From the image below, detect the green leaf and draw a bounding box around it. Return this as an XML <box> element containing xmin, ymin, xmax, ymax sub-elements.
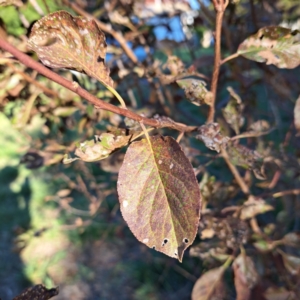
<box><xmin>177</xmin><ymin>79</ymin><xmax>213</xmax><ymax>106</ymax></box>
<box><xmin>117</xmin><ymin>135</ymin><xmax>201</xmax><ymax>262</ymax></box>
<box><xmin>238</xmin><ymin>26</ymin><xmax>300</xmax><ymax>69</ymax></box>
<box><xmin>28</xmin><ymin>11</ymin><xmax>113</xmax><ymax>87</ymax></box>
<box><xmin>222</xmin><ymin>87</ymin><xmax>244</xmax><ymax>134</ymax></box>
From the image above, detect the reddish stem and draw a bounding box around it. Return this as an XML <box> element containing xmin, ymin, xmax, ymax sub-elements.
<box><xmin>207</xmin><ymin>0</ymin><xmax>229</xmax><ymax>123</ymax></box>
<box><xmin>0</xmin><ymin>38</ymin><xmax>195</xmax><ymax>132</ymax></box>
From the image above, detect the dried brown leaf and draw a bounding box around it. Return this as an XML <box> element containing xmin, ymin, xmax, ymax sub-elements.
<box><xmin>196</xmin><ymin>123</ymin><xmax>230</xmax><ymax>153</ymax></box>
<box><xmin>28</xmin><ymin>11</ymin><xmax>113</xmax><ymax>87</ymax></box>
<box><xmin>233</xmin><ymin>254</ymin><xmax>259</xmax><ymax>300</ymax></box>
<box><xmin>64</xmin><ymin>132</ymin><xmax>133</xmax><ymax>164</ymax></box>
<box><xmin>239</xmin><ymin>197</ymin><xmax>274</xmax><ymax>220</ymax></box>
<box><xmin>191</xmin><ymin>264</ymin><xmax>228</xmax><ymax>300</ymax></box>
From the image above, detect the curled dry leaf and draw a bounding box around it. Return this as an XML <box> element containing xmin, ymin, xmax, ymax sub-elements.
<box><xmin>177</xmin><ymin>79</ymin><xmax>213</xmax><ymax>106</ymax></box>
<box><xmin>63</xmin><ymin>132</ymin><xmax>133</xmax><ymax>163</ymax></box>
<box><xmin>232</xmin><ymin>254</ymin><xmax>259</xmax><ymax>300</ymax></box>
<box><xmin>117</xmin><ymin>136</ymin><xmax>201</xmax><ymax>262</ymax></box>
<box><xmin>28</xmin><ymin>11</ymin><xmax>113</xmax><ymax>87</ymax></box>
<box><xmin>294</xmin><ymin>95</ymin><xmax>300</xmax><ymax>135</ymax></box>
<box><xmin>13</xmin><ymin>284</ymin><xmax>59</xmax><ymax>300</ymax></box>
<box><xmin>239</xmin><ymin>197</ymin><xmax>274</xmax><ymax>220</ymax></box>
<box><xmin>238</xmin><ymin>26</ymin><xmax>300</xmax><ymax>69</ymax></box>
<box><xmin>191</xmin><ymin>264</ymin><xmax>228</xmax><ymax>300</ymax></box>
<box><xmin>226</xmin><ymin>142</ymin><xmax>266</xmax><ymax>180</ymax></box>
<box><xmin>222</xmin><ymin>87</ymin><xmax>244</xmax><ymax>134</ymax></box>
<box><xmin>196</xmin><ymin>123</ymin><xmax>230</xmax><ymax>153</ymax></box>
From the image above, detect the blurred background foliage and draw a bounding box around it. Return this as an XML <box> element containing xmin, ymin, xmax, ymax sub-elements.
<box><xmin>0</xmin><ymin>0</ymin><xmax>300</xmax><ymax>299</ymax></box>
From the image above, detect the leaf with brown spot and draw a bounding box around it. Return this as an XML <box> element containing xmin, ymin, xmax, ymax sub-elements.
<box><xmin>191</xmin><ymin>262</ymin><xmax>230</xmax><ymax>300</ymax></box>
<box><xmin>238</xmin><ymin>26</ymin><xmax>300</xmax><ymax>69</ymax></box>
<box><xmin>117</xmin><ymin>135</ymin><xmax>201</xmax><ymax>262</ymax></box>
<box><xmin>294</xmin><ymin>95</ymin><xmax>300</xmax><ymax>135</ymax></box>
<box><xmin>13</xmin><ymin>284</ymin><xmax>59</xmax><ymax>300</ymax></box>
<box><xmin>28</xmin><ymin>11</ymin><xmax>113</xmax><ymax>87</ymax></box>
<box><xmin>233</xmin><ymin>253</ymin><xmax>259</xmax><ymax>300</ymax></box>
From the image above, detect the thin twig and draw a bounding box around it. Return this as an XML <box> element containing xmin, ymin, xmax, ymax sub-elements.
<box><xmin>207</xmin><ymin>0</ymin><xmax>229</xmax><ymax>123</ymax></box>
<box><xmin>0</xmin><ymin>38</ymin><xmax>196</xmax><ymax>133</ymax></box>
<box><xmin>221</xmin><ymin>148</ymin><xmax>250</xmax><ymax>194</ymax></box>
<box><xmin>230</xmin><ymin>127</ymin><xmax>275</xmax><ymax>141</ymax></box>
<box><xmin>220</xmin><ymin>52</ymin><xmax>240</xmax><ymax>65</ymax></box>
<box><xmin>273</xmin><ymin>189</ymin><xmax>300</xmax><ymax>198</ymax></box>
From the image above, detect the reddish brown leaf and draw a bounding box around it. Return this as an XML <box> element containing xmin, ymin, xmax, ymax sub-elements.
<box><xmin>13</xmin><ymin>284</ymin><xmax>59</xmax><ymax>300</ymax></box>
<box><xmin>28</xmin><ymin>11</ymin><xmax>113</xmax><ymax>87</ymax></box>
<box><xmin>117</xmin><ymin>135</ymin><xmax>201</xmax><ymax>262</ymax></box>
<box><xmin>233</xmin><ymin>254</ymin><xmax>259</xmax><ymax>300</ymax></box>
<box><xmin>191</xmin><ymin>265</ymin><xmax>228</xmax><ymax>300</ymax></box>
